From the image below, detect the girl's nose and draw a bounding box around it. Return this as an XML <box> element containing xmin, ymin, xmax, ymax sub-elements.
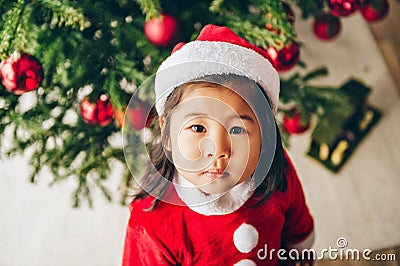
<box><xmin>207</xmin><ymin>126</ymin><xmax>231</xmax><ymax>159</ymax></box>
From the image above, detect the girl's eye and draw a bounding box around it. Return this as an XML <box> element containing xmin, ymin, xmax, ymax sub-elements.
<box><xmin>191</xmin><ymin>125</ymin><xmax>206</xmax><ymax>133</ymax></box>
<box><xmin>230</xmin><ymin>126</ymin><xmax>247</xmax><ymax>134</ymax></box>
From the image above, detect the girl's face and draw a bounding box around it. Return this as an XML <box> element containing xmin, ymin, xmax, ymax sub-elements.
<box><xmin>164</xmin><ymin>85</ymin><xmax>261</xmax><ymax>194</ymax></box>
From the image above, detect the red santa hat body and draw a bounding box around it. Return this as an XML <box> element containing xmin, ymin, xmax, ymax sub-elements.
<box><xmin>154</xmin><ymin>24</ymin><xmax>280</xmax><ymax>115</ymax></box>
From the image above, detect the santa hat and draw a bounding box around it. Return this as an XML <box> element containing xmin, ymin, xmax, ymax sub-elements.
<box><xmin>154</xmin><ymin>24</ymin><xmax>280</xmax><ymax>115</ymax></box>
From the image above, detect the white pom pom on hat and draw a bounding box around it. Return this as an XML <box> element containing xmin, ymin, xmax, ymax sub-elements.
<box><xmin>154</xmin><ymin>24</ymin><xmax>280</xmax><ymax>115</ymax></box>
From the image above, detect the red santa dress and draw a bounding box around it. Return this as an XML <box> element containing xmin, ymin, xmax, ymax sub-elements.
<box><xmin>122</xmin><ymin>153</ymin><xmax>314</xmax><ymax>265</ymax></box>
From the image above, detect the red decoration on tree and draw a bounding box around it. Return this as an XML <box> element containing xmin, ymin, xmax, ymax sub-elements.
<box><xmin>328</xmin><ymin>0</ymin><xmax>359</xmax><ymax>17</ymax></box>
<box><xmin>128</xmin><ymin>97</ymin><xmax>154</xmax><ymax>130</ymax></box>
<box><xmin>283</xmin><ymin>108</ymin><xmax>310</xmax><ymax>134</ymax></box>
<box><xmin>360</xmin><ymin>0</ymin><xmax>389</xmax><ymax>22</ymax></box>
<box><xmin>313</xmin><ymin>14</ymin><xmax>342</xmax><ymax>40</ymax></box>
<box><xmin>266</xmin><ymin>41</ymin><xmax>300</xmax><ymax>72</ymax></box>
<box><xmin>80</xmin><ymin>94</ymin><xmax>114</xmax><ymax>126</ymax></box>
<box><xmin>144</xmin><ymin>13</ymin><xmax>178</xmax><ymax>47</ymax></box>
<box><xmin>0</xmin><ymin>51</ymin><xmax>44</xmax><ymax>95</ymax></box>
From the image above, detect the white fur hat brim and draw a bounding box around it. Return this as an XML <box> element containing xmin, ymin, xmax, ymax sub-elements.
<box><xmin>155</xmin><ymin>40</ymin><xmax>280</xmax><ymax>115</ymax></box>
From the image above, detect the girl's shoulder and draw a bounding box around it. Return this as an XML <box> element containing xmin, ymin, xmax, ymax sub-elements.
<box><xmin>128</xmin><ymin>196</ymin><xmax>154</xmax><ymax>214</ymax></box>
<box><xmin>129</xmin><ymin>183</ymin><xmax>185</xmax><ymax>213</ymax></box>
<box><xmin>129</xmin><ymin>196</ymin><xmax>176</xmax><ymax>218</ymax></box>
<box><xmin>127</xmin><ymin>197</ymin><xmax>155</xmax><ymax>228</ymax></box>
<box><xmin>270</xmin><ymin>149</ymin><xmax>308</xmax><ymax>210</ymax></box>
<box><xmin>128</xmin><ymin>191</ymin><xmax>186</xmax><ymax>228</ymax></box>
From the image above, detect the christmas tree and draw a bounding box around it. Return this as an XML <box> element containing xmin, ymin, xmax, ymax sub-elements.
<box><xmin>0</xmin><ymin>0</ymin><xmax>393</xmax><ymax>207</ymax></box>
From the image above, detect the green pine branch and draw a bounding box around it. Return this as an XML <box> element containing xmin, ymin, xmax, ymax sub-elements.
<box><xmin>36</xmin><ymin>0</ymin><xmax>88</xmax><ymax>30</ymax></box>
<box><xmin>135</xmin><ymin>0</ymin><xmax>161</xmax><ymax>20</ymax></box>
<box><xmin>280</xmin><ymin>67</ymin><xmax>353</xmax><ymax>126</ymax></box>
<box><xmin>253</xmin><ymin>0</ymin><xmax>296</xmax><ymax>41</ymax></box>
<box><xmin>0</xmin><ymin>0</ymin><xmax>27</xmax><ymax>58</ymax></box>
<box><xmin>291</xmin><ymin>0</ymin><xmax>326</xmax><ymax>18</ymax></box>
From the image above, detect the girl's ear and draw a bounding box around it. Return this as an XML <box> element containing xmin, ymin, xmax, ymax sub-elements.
<box><xmin>159</xmin><ymin>115</ymin><xmax>172</xmax><ymax>151</ymax></box>
<box><xmin>159</xmin><ymin>115</ymin><xmax>166</xmax><ymax>133</ymax></box>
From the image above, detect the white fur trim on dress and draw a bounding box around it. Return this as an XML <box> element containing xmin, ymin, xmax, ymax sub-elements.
<box><xmin>155</xmin><ymin>41</ymin><xmax>280</xmax><ymax>115</ymax></box>
<box><xmin>173</xmin><ymin>173</ymin><xmax>255</xmax><ymax>216</ymax></box>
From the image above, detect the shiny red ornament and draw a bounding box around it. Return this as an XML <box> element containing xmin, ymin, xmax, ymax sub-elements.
<box><xmin>328</xmin><ymin>0</ymin><xmax>359</xmax><ymax>17</ymax></box>
<box><xmin>128</xmin><ymin>98</ymin><xmax>154</xmax><ymax>130</ymax></box>
<box><xmin>360</xmin><ymin>0</ymin><xmax>389</xmax><ymax>22</ymax></box>
<box><xmin>144</xmin><ymin>13</ymin><xmax>178</xmax><ymax>47</ymax></box>
<box><xmin>313</xmin><ymin>14</ymin><xmax>342</xmax><ymax>40</ymax></box>
<box><xmin>266</xmin><ymin>41</ymin><xmax>300</xmax><ymax>72</ymax></box>
<box><xmin>80</xmin><ymin>94</ymin><xmax>114</xmax><ymax>126</ymax></box>
<box><xmin>283</xmin><ymin>108</ymin><xmax>310</xmax><ymax>134</ymax></box>
<box><xmin>0</xmin><ymin>52</ymin><xmax>43</xmax><ymax>95</ymax></box>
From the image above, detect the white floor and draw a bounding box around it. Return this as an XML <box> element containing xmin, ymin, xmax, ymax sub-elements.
<box><xmin>1</xmin><ymin>9</ymin><xmax>400</xmax><ymax>266</ymax></box>
<box><xmin>290</xmin><ymin>11</ymin><xmax>400</xmax><ymax>253</ymax></box>
<box><xmin>0</xmin><ymin>157</ymin><xmax>129</xmax><ymax>266</ymax></box>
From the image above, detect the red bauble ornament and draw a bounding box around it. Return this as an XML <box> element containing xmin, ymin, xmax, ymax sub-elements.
<box><xmin>360</xmin><ymin>0</ymin><xmax>389</xmax><ymax>22</ymax></box>
<box><xmin>313</xmin><ymin>14</ymin><xmax>342</xmax><ymax>40</ymax></box>
<box><xmin>0</xmin><ymin>51</ymin><xmax>43</xmax><ymax>95</ymax></box>
<box><xmin>283</xmin><ymin>108</ymin><xmax>310</xmax><ymax>134</ymax></box>
<box><xmin>128</xmin><ymin>98</ymin><xmax>154</xmax><ymax>130</ymax></box>
<box><xmin>266</xmin><ymin>41</ymin><xmax>300</xmax><ymax>72</ymax></box>
<box><xmin>328</xmin><ymin>0</ymin><xmax>359</xmax><ymax>17</ymax></box>
<box><xmin>144</xmin><ymin>13</ymin><xmax>178</xmax><ymax>47</ymax></box>
<box><xmin>80</xmin><ymin>94</ymin><xmax>114</xmax><ymax>126</ymax></box>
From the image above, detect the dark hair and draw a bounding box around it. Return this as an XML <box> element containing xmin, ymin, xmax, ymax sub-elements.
<box><xmin>133</xmin><ymin>75</ymin><xmax>288</xmax><ymax>209</ymax></box>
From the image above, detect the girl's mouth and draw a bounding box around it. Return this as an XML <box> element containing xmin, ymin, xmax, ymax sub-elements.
<box><xmin>203</xmin><ymin>169</ymin><xmax>229</xmax><ymax>179</ymax></box>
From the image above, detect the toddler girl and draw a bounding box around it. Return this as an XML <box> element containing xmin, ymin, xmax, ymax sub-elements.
<box><xmin>122</xmin><ymin>24</ymin><xmax>314</xmax><ymax>266</ymax></box>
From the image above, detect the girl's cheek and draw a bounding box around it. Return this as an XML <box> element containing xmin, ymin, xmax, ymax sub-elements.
<box><xmin>232</xmin><ymin>136</ymin><xmax>251</xmax><ymax>152</ymax></box>
<box><xmin>177</xmin><ymin>133</ymin><xmax>202</xmax><ymax>160</ymax></box>
<box><xmin>231</xmin><ymin>136</ymin><xmax>258</xmax><ymax>161</ymax></box>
